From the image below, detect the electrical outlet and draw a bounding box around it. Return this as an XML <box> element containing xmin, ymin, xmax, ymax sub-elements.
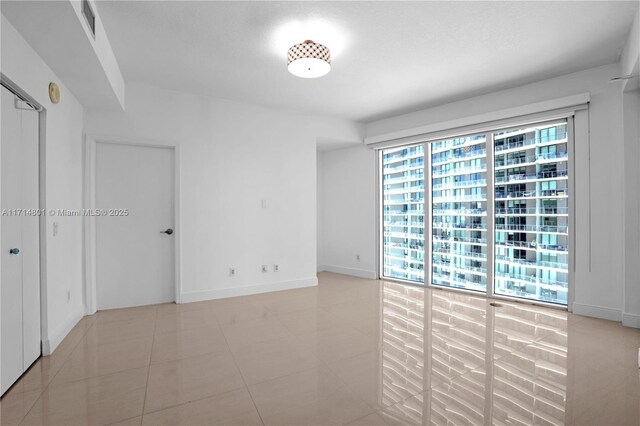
<box><xmin>229</xmin><ymin>267</ymin><xmax>235</xmax><ymax>277</ymax></box>
<box><xmin>261</xmin><ymin>199</ymin><xmax>267</xmax><ymax>209</ymax></box>
<box><xmin>261</xmin><ymin>265</ymin><xmax>268</xmax><ymax>273</ymax></box>
<box><xmin>53</xmin><ymin>222</ymin><xmax>59</xmax><ymax>237</ymax></box>
<box><xmin>274</xmin><ymin>264</ymin><xmax>279</xmax><ymax>272</ymax></box>
<box><xmin>66</xmin><ymin>290</ymin><xmax>71</xmax><ymax>303</ymax></box>
<box><xmin>356</xmin><ymin>254</ymin><xmax>361</xmax><ymax>262</ymax></box>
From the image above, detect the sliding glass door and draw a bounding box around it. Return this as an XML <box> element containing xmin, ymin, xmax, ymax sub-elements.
<box><xmin>381</xmin><ymin>144</ymin><xmax>425</xmax><ymax>283</ymax></box>
<box><xmin>493</xmin><ymin>122</ymin><xmax>569</xmax><ymax>304</ymax></box>
<box><xmin>380</xmin><ymin>119</ymin><xmax>570</xmax><ymax>305</ymax></box>
<box><xmin>431</xmin><ymin>135</ymin><xmax>488</xmax><ymax>292</ymax></box>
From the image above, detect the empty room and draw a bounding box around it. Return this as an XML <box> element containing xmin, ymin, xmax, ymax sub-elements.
<box><xmin>1</xmin><ymin>1</ymin><xmax>639</xmax><ymax>425</ymax></box>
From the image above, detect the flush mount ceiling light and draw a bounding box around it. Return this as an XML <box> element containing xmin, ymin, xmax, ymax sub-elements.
<box><xmin>287</xmin><ymin>40</ymin><xmax>331</xmax><ymax>78</ymax></box>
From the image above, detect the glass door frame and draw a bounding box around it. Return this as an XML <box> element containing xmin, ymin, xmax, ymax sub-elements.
<box><xmin>378</xmin><ymin>116</ymin><xmax>575</xmax><ymax>310</ymax></box>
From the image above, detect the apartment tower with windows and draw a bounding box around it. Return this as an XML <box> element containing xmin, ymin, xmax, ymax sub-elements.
<box><xmin>382</xmin><ymin>122</ymin><xmax>569</xmax><ymax>305</ymax></box>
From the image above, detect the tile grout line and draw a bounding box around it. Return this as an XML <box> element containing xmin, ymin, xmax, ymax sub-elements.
<box><xmin>269</xmin><ymin>311</ymin><xmax>381</xmax><ymax>422</ymax></box>
<box><xmin>139</xmin><ymin>305</ymin><xmax>159</xmax><ymax>422</ymax></box>
<box><xmin>15</xmin><ymin>315</ymin><xmax>98</xmax><ymax>424</ymax></box>
<box><xmin>33</xmin><ymin>316</ymin><xmax>156</xmax><ymax>388</ymax></box>
<box><xmin>217</xmin><ymin>314</ymin><xmax>266</xmax><ymax>426</ymax></box>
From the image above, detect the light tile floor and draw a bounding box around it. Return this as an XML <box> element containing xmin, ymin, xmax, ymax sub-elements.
<box><xmin>2</xmin><ymin>272</ymin><xmax>639</xmax><ymax>425</ymax></box>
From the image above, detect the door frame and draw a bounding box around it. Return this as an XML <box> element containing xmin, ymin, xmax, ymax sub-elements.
<box><xmin>83</xmin><ymin>135</ymin><xmax>182</xmax><ymax>314</ymax></box>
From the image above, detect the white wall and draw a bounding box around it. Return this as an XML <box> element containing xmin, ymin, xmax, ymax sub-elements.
<box><xmin>623</xmin><ymin>89</ymin><xmax>640</xmax><ymax>327</ymax></box>
<box><xmin>621</xmin><ymin>9</ymin><xmax>639</xmax><ymax>79</ymax></box>
<box><xmin>85</xmin><ymin>82</ymin><xmax>362</xmax><ymax>302</ymax></box>
<box><xmin>320</xmin><ymin>63</ymin><xmax>636</xmax><ymax>323</ymax></box>
<box><xmin>317</xmin><ymin>145</ymin><xmax>377</xmax><ymax>279</ymax></box>
<box><xmin>317</xmin><ymin>151</ymin><xmax>324</xmax><ymax>271</ymax></box>
<box><xmin>1</xmin><ymin>15</ymin><xmax>85</xmax><ymax>353</ymax></box>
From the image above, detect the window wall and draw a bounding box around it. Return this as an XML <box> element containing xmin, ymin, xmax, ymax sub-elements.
<box><xmin>380</xmin><ymin>119</ymin><xmax>570</xmax><ymax>305</ymax></box>
<box><xmin>382</xmin><ymin>144</ymin><xmax>425</xmax><ymax>282</ymax></box>
<box><xmin>493</xmin><ymin>122</ymin><xmax>569</xmax><ymax>304</ymax></box>
<box><xmin>431</xmin><ymin>135</ymin><xmax>488</xmax><ymax>292</ymax></box>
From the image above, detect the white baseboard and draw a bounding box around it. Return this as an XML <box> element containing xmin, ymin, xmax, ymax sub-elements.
<box><xmin>622</xmin><ymin>312</ymin><xmax>640</xmax><ymax>328</ymax></box>
<box><xmin>180</xmin><ymin>277</ymin><xmax>318</xmax><ymax>303</ymax></box>
<box><xmin>42</xmin><ymin>307</ymin><xmax>85</xmax><ymax>356</ymax></box>
<box><xmin>572</xmin><ymin>302</ymin><xmax>622</xmax><ymax>322</ymax></box>
<box><xmin>319</xmin><ymin>264</ymin><xmax>377</xmax><ymax>280</ymax></box>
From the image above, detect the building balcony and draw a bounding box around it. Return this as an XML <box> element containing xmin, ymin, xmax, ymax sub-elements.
<box><xmin>495</xmin><ymin>156</ymin><xmax>537</xmax><ymax>168</ymax></box>
<box><xmin>384</xmin><ymin>241</ymin><xmax>424</xmax><ymax>250</ymax></box>
<box><xmin>539</xmin><ymin>189</ymin><xmax>568</xmax><ymax>197</ymax></box>
<box><xmin>495</xmin><ymin>190</ymin><xmax>534</xmax><ymax>199</ymax></box>
<box><xmin>495</xmin><ymin>240</ymin><xmax>535</xmax><ymax>249</ymax></box>
<box><xmin>382</xmin><ymin>174</ymin><xmax>424</xmax><ymax>185</ymax></box>
<box><xmin>495</xmin><ymin>271</ymin><xmax>567</xmax><ymax>288</ymax></box>
<box><xmin>494</xmin><ymin>132</ymin><xmax>568</xmax><ymax>152</ymax></box>
<box><xmin>433</xmin><ymin>261</ymin><xmax>487</xmax><ymax>275</ymax></box>
<box><xmin>537</xmin><ymin>170</ymin><xmax>568</xmax><ymax>179</ymax></box>
<box><xmin>432</xmin><ymin>149</ymin><xmax>487</xmax><ymax>165</ymax></box>
<box><xmin>448</xmin><ymin>236</ymin><xmax>488</xmax><ymax>244</ymax></box>
<box><xmin>431</xmin><ymin>137</ymin><xmax>486</xmax><ymax>154</ymax></box>
<box><xmin>432</xmin><ymin>166</ymin><xmax>486</xmax><ymax>177</ymax></box>
<box><xmin>433</xmin><ymin>223</ymin><xmax>486</xmax><ymax>231</ymax></box>
<box><xmin>383</xmin><ymin>210</ymin><xmax>424</xmax><ymax>216</ymax></box>
<box><xmin>432</xmin><ymin>194</ymin><xmax>487</xmax><ymax>202</ymax></box>
<box><xmin>495</xmin><ymin>189</ymin><xmax>567</xmax><ymax>199</ymax></box>
<box><xmin>495</xmin><ymin>174</ymin><xmax>537</xmax><ymax>184</ymax></box>
<box><xmin>384</xmin><ymin>231</ymin><xmax>425</xmax><ymax>239</ymax></box>
<box><xmin>383</xmin><ymin>255</ymin><xmax>424</xmax><ymax>265</ymax></box>
<box><xmin>383</xmin><ymin>159</ymin><xmax>424</xmax><ymax>171</ymax></box>
<box><xmin>383</xmin><ymin>185</ymin><xmax>425</xmax><ymax>195</ymax></box>
<box><xmin>495</xmin><ymin>255</ymin><xmax>537</xmax><ymax>267</ymax></box>
<box><xmin>495</xmin><ymin>207</ymin><xmax>569</xmax><ymax>216</ymax></box>
<box><xmin>433</xmin><ymin>208</ymin><xmax>486</xmax><ymax>216</ymax></box>
<box><xmin>539</xmin><ymin>260</ymin><xmax>568</xmax><ymax>270</ymax></box>
<box><xmin>495</xmin><ymin>170</ymin><xmax>568</xmax><ymax>184</ymax></box>
<box><xmin>383</xmin><ymin>149</ymin><xmax>424</xmax><ymax>163</ymax></box>
<box><xmin>537</xmin><ymin>243</ymin><xmax>569</xmax><ymax>253</ymax></box>
<box><xmin>495</xmin><ymin>224</ymin><xmax>568</xmax><ymax>234</ymax></box>
<box><xmin>432</xmin><ymin>179</ymin><xmax>487</xmax><ymax>190</ymax></box>
<box><xmin>432</xmin><ymin>249</ymin><xmax>486</xmax><ymax>260</ymax></box>
<box><xmin>494</xmin><ymin>240</ymin><xmax>569</xmax><ymax>253</ymax></box>
<box><xmin>537</xmin><ymin>151</ymin><xmax>568</xmax><ymax>161</ymax></box>
<box><xmin>383</xmin><ymin>198</ymin><xmax>425</xmax><ymax>205</ymax></box>
<box><xmin>494</xmin><ymin>137</ymin><xmax>537</xmax><ymax>153</ymax></box>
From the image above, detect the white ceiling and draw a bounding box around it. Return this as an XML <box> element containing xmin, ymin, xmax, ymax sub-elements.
<box><xmin>97</xmin><ymin>1</ymin><xmax>637</xmax><ymax>122</ymax></box>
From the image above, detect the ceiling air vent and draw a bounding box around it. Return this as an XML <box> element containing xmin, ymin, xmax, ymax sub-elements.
<box><xmin>82</xmin><ymin>0</ymin><xmax>96</xmax><ymax>36</ymax></box>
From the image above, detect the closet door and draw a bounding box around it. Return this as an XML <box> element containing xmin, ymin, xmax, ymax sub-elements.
<box><xmin>0</xmin><ymin>85</ymin><xmax>41</xmax><ymax>396</ymax></box>
<box><xmin>1</xmin><ymin>84</ymin><xmax>25</xmax><ymax>394</ymax></box>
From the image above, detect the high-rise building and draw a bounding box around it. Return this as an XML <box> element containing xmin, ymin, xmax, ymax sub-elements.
<box><xmin>382</xmin><ymin>122</ymin><xmax>569</xmax><ymax>305</ymax></box>
<box><xmin>493</xmin><ymin>122</ymin><xmax>569</xmax><ymax>304</ymax></box>
<box><xmin>431</xmin><ymin>135</ymin><xmax>488</xmax><ymax>293</ymax></box>
<box><xmin>382</xmin><ymin>145</ymin><xmax>425</xmax><ymax>282</ymax></box>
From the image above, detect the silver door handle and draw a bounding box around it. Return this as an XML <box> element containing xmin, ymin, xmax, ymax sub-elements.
<box><xmin>160</xmin><ymin>229</ymin><xmax>174</xmax><ymax>235</ymax></box>
<box><xmin>9</xmin><ymin>247</ymin><xmax>20</xmax><ymax>255</ymax></box>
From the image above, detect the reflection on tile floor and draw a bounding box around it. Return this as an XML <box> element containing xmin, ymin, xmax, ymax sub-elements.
<box><xmin>1</xmin><ymin>272</ymin><xmax>639</xmax><ymax>425</ymax></box>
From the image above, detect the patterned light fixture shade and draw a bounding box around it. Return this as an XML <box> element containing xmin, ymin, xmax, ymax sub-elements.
<box><xmin>287</xmin><ymin>40</ymin><xmax>331</xmax><ymax>78</ymax></box>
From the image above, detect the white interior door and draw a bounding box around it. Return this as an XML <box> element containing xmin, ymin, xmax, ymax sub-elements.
<box><xmin>1</xmin><ymin>85</ymin><xmax>41</xmax><ymax>395</ymax></box>
<box><xmin>95</xmin><ymin>142</ymin><xmax>175</xmax><ymax>310</ymax></box>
